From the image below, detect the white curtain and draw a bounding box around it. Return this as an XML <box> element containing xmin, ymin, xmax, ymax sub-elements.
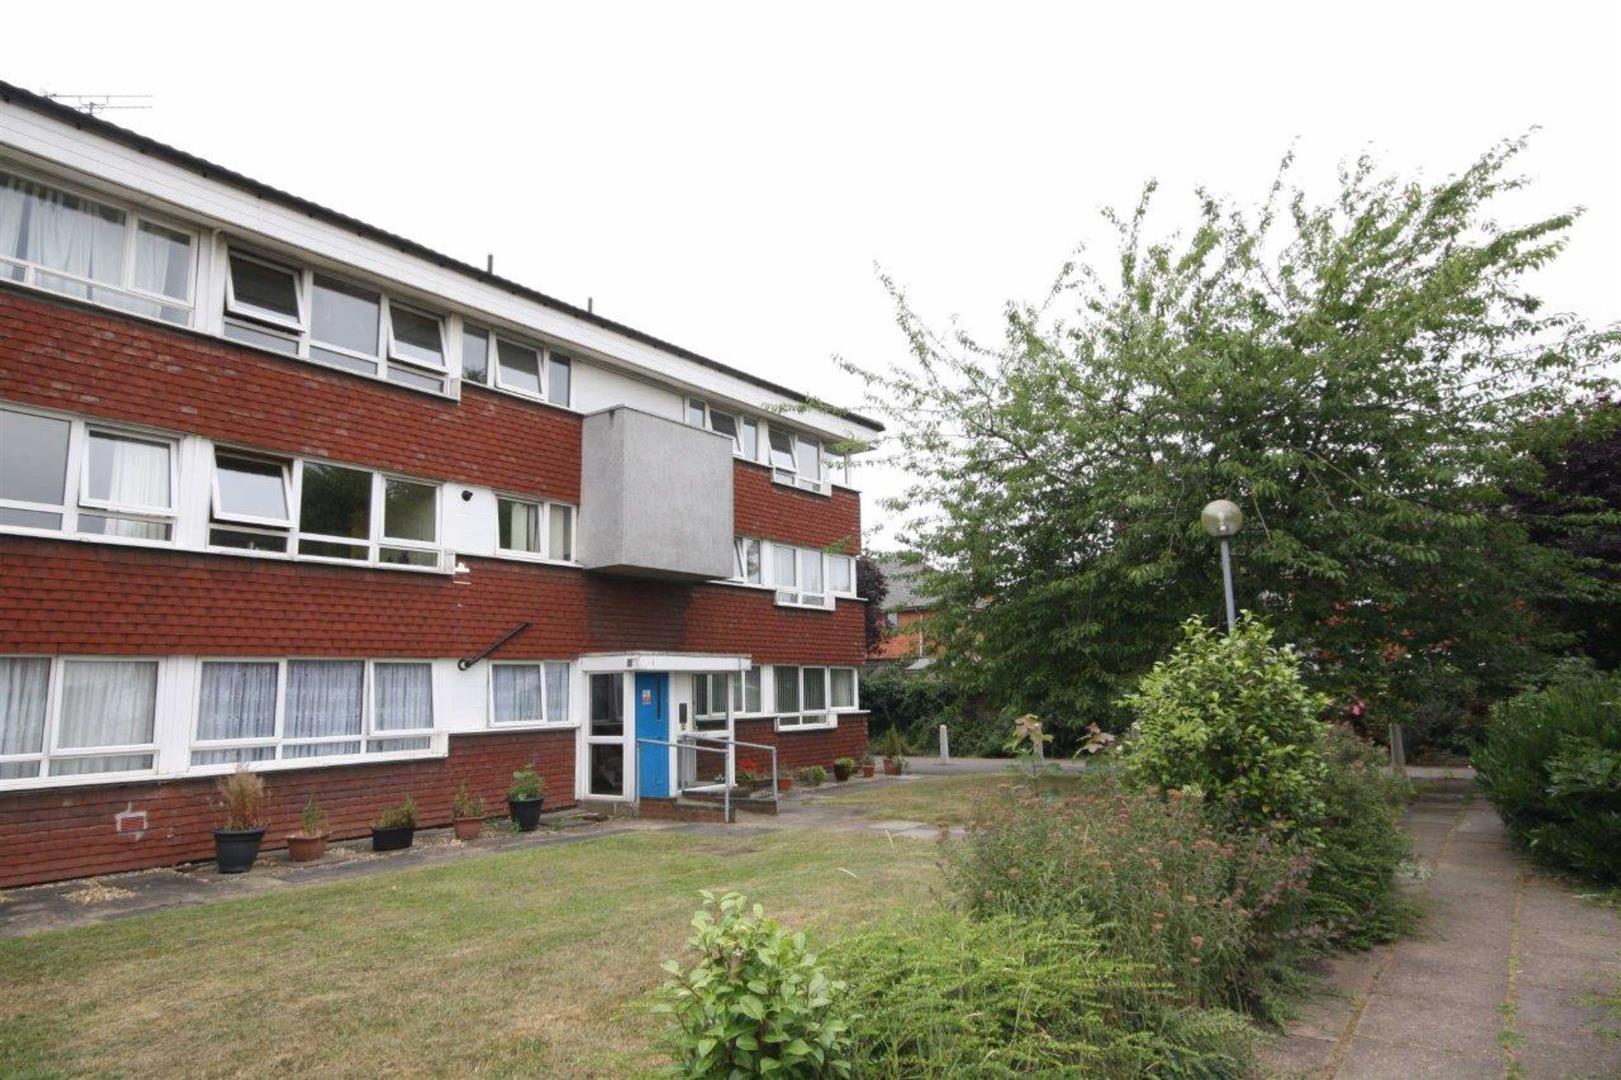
<box><xmin>285</xmin><ymin>660</ymin><xmax>363</xmax><ymax>756</ymax></box>
<box><xmin>32</xmin><ymin>182</ymin><xmax>125</xmax><ymax>292</ymax></box>
<box><xmin>548</xmin><ymin>505</ymin><xmax>572</xmax><ymax>560</ymax></box>
<box><xmin>0</xmin><ymin>658</ymin><xmax>50</xmax><ymax>778</ymax></box>
<box><xmin>53</xmin><ymin>660</ymin><xmax>156</xmax><ymax>775</ymax></box>
<box><xmin>831</xmin><ymin>669</ymin><xmax>855</xmax><ymax>709</ymax></box>
<box><xmin>803</xmin><ymin>553</ymin><xmax>824</xmax><ymax>597</ymax></box>
<box><xmin>132</xmin><ymin>223</ymin><xmax>191</xmax><ymax>301</ymax></box>
<box><xmin>374</xmin><ymin>663</ymin><xmax>433</xmax><ymax>732</ymax></box>
<box><xmin>90</xmin><ymin>434</ymin><xmax>171</xmax><ymax>540</ymax></box>
<box><xmin>493</xmin><ymin>665</ymin><xmax>543</xmax><ymax>724</ymax></box>
<box><xmin>803</xmin><ymin>667</ymin><xmax>828</xmax><ymax>712</ymax></box>
<box><xmin>0</xmin><ymin>174</ymin><xmax>28</xmax><ymax>266</ymax></box>
<box><xmin>504</xmin><ymin>500</ymin><xmax>541</xmax><ymax>553</ymax></box>
<box><xmin>796</xmin><ymin>436</ymin><xmax>820</xmax><ymax>483</ymax></box>
<box><xmin>545</xmin><ymin>662</ymin><xmax>569</xmax><ymax>722</ymax></box>
<box><xmin>196</xmin><ymin>662</ymin><xmax>278</xmax><ymax>742</ymax></box>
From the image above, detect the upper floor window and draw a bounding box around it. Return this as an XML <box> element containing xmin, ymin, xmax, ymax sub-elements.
<box><xmin>206</xmin><ymin>446</ymin><xmax>443</xmax><ymax>570</ymax></box>
<box><xmin>774</xmin><ymin>545</ymin><xmax>826</xmax><ymax>607</ymax></box>
<box><xmin>767</xmin><ymin>427</ymin><xmax>829</xmax><ymax>493</ymax></box>
<box><xmin>733</xmin><ymin>537</ymin><xmax>762</xmax><ymax>584</ymax></box>
<box><xmin>687</xmin><ymin>399</ymin><xmax>760</xmax><ymax>460</ymax></box>
<box><xmin>496</xmin><ymin>496</ymin><xmax>575</xmax><ymax>562</ymax></box>
<box><xmin>223</xmin><ymin>251</ymin><xmax>449</xmax><ymax>394</ymax></box>
<box><xmin>461</xmin><ymin>323</ymin><xmax>572</xmax><ymax>407</ymax></box>
<box><xmin>0</xmin><ymin>405</ymin><xmax>176</xmax><ymax>543</ymax></box>
<box><xmin>0</xmin><ymin>168</ymin><xmax>195</xmax><ymax>326</ymax></box>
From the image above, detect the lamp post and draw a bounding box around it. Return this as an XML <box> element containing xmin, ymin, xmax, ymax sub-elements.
<box><xmin>1200</xmin><ymin>499</ymin><xmax>1244</xmax><ymax>631</ymax></box>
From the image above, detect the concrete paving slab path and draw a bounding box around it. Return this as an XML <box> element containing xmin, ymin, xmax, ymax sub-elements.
<box><xmin>1262</xmin><ymin>781</ymin><xmax>1621</xmax><ymax>1079</ymax></box>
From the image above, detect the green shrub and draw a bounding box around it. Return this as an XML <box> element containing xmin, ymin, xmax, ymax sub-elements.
<box><xmin>941</xmin><ymin>779</ymin><xmax>1310</xmax><ymax>1011</ymax></box>
<box><xmin>508</xmin><ymin>764</ymin><xmax>544</xmax><ymax>801</ymax></box>
<box><xmin>1475</xmin><ymin>667</ymin><xmax>1621</xmax><ymax>881</ymax></box>
<box><xmin>297</xmin><ymin>795</ymin><xmax>327</xmax><ymax>838</ymax></box>
<box><xmin>799</xmin><ymin>765</ymin><xmax>828</xmax><ymax>788</ymax></box>
<box><xmin>1120</xmin><ymin>615</ymin><xmax>1330</xmax><ymax>842</ymax></box>
<box><xmin>656</xmin><ymin>891</ymin><xmax>853</xmax><ymax>1078</ymax></box>
<box><xmin>375</xmin><ymin>795</ymin><xmax>417</xmax><ymax>829</ymax></box>
<box><xmin>1298</xmin><ymin>727</ymin><xmax>1414</xmax><ymax>948</ymax></box>
<box><xmin>834</xmin><ymin>912</ymin><xmax>1255</xmax><ymax>1079</ymax></box>
<box><xmin>452</xmin><ymin>782</ymin><xmax>485</xmax><ymax>819</ymax></box>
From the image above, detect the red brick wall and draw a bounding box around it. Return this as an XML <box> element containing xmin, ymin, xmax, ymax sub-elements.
<box><xmin>733</xmin><ymin>463</ymin><xmax>861</xmax><ymax>553</ymax></box>
<box><xmin>735</xmin><ymin>714</ymin><xmax>870</xmax><ymax>775</ymax></box>
<box><xmin>0</xmin><ymin>541</ymin><xmax>866</xmax><ymax>665</ymax></box>
<box><xmin>0</xmin><ymin>729</ymin><xmax>573</xmax><ymax>888</ymax></box>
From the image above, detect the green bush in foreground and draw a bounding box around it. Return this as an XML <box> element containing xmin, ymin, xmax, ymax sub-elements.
<box><xmin>833</xmin><ymin>913</ymin><xmax>1254</xmax><ymax>1079</ymax></box>
<box><xmin>1120</xmin><ymin>615</ymin><xmax>1331</xmax><ymax>843</ymax></box>
<box><xmin>1475</xmin><ymin>667</ymin><xmax>1621</xmax><ymax>882</ymax></box>
<box><xmin>656</xmin><ymin>891</ymin><xmax>853</xmax><ymax>1078</ymax></box>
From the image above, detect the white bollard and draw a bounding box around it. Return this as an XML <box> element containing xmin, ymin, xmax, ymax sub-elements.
<box><xmin>939</xmin><ymin>724</ymin><xmax>950</xmax><ymax>762</ymax></box>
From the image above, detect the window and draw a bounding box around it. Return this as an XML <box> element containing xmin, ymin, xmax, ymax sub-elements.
<box><xmin>773</xmin><ymin>545</ymin><xmax>829</xmax><ymax>608</ymax></box>
<box><xmin>589</xmin><ymin>673</ymin><xmax>625</xmax><ymax>736</ymax></box>
<box><xmin>491</xmin><ymin>661</ymin><xmax>570</xmax><ymax>726</ymax></box>
<box><xmin>380</xmin><ymin>478</ymin><xmax>439</xmax><ymax>567</ymax></box>
<box><xmin>0</xmin><ymin>657</ymin><xmax>159</xmax><ymax>782</ymax></box>
<box><xmin>0</xmin><ymin>168</ymin><xmax>195</xmax><ymax>325</ymax></box>
<box><xmin>768</xmin><ymin>426</ymin><xmax>827</xmax><ymax>493</ymax></box>
<box><xmin>223</xmin><ymin>250</ymin><xmax>449</xmax><ymax>393</ymax></box>
<box><xmin>830</xmin><ymin>668</ymin><xmax>857</xmax><ymax>710</ymax></box>
<box><xmin>209</xmin><ymin>451</ymin><xmax>293</xmax><ymax>551</ymax></box>
<box><xmin>687</xmin><ymin>399</ymin><xmax>760</xmax><ymax>459</ymax></box>
<box><xmin>692</xmin><ymin>673</ymin><xmax>730</xmax><ymax>730</ymax></box>
<box><xmin>731</xmin><ymin>667</ymin><xmax>763</xmax><ymax>714</ymax></box>
<box><xmin>733</xmin><ymin>537</ymin><xmax>762</xmax><ymax>584</ymax></box>
<box><xmin>298</xmin><ymin>462</ymin><xmax>372</xmax><ymax>561</ymax></box>
<box><xmin>829</xmin><ymin>555</ymin><xmax>855</xmax><ymax>595</ymax></box>
<box><xmin>190</xmin><ymin>658</ymin><xmax>436</xmax><ymax>766</ymax></box>
<box><xmin>474</xmin><ymin>326</ymin><xmax>572</xmax><ymax>405</ymax></box>
<box><xmin>773</xmin><ymin>665</ymin><xmax>835</xmax><ymax>729</ymax></box>
<box><xmin>0</xmin><ymin>407</ymin><xmax>178</xmax><ymax>542</ymax></box>
<box><xmin>496</xmin><ymin>497</ymin><xmax>576</xmax><ymax>561</ymax></box>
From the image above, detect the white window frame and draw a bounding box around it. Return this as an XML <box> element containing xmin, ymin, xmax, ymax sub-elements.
<box><xmin>487</xmin><ymin>660</ymin><xmax>574</xmax><ymax>729</ymax></box>
<box><xmin>209</xmin><ymin>449</ymin><xmax>294</xmax><ymax>530</ymax></box>
<box><xmin>733</xmin><ymin>536</ymin><xmax>763</xmax><ymax>585</ymax></box>
<box><xmin>687</xmin><ymin>398</ymin><xmax>762</xmax><ymax>461</ymax></box>
<box><xmin>0</xmin><ymin>163</ymin><xmax>199</xmax><ymax>328</ymax></box>
<box><xmin>730</xmin><ymin>666</ymin><xmax>764</xmax><ymax>716</ymax></box>
<box><xmin>828</xmin><ymin>554</ymin><xmax>857</xmax><ymax>597</ymax></box>
<box><xmin>480</xmin><ymin>326</ymin><xmax>572</xmax><ymax>407</ymax></box>
<box><xmin>829</xmin><ymin>666</ymin><xmax>860</xmax><ymax>711</ymax></box>
<box><xmin>773</xmin><ymin>665</ymin><xmax>836</xmax><ymax>731</ymax></box>
<box><xmin>187</xmin><ymin>657</ymin><xmax>439</xmax><ymax>774</ymax></box>
<box><xmin>0</xmin><ymin>655</ymin><xmax>161</xmax><ymax>789</ymax></box>
<box><xmin>770</xmin><ymin>543</ymin><xmax>831</xmax><ymax>609</ymax></box>
<box><xmin>0</xmin><ymin>404</ymin><xmax>178</xmax><ymax>549</ymax></box>
<box><xmin>768</xmin><ymin>423</ymin><xmax>829</xmax><ymax>495</ymax></box>
<box><xmin>222</xmin><ymin>248</ymin><xmax>451</xmax><ymax>396</ymax></box>
<box><xmin>691</xmin><ymin>672</ymin><xmax>732</xmax><ymax>729</ymax></box>
<box><xmin>493</xmin><ymin>495</ymin><xmax>578</xmax><ymax>564</ymax></box>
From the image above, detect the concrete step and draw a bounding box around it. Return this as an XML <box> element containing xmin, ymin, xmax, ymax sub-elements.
<box><xmin>681</xmin><ymin>788</ymin><xmax>780</xmax><ymax>815</ymax></box>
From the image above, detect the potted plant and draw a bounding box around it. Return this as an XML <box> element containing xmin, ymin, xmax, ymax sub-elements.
<box><xmin>286</xmin><ymin>795</ymin><xmax>330</xmax><ymax>862</ymax></box>
<box><xmin>777</xmin><ymin>772</ymin><xmax>793</xmax><ymax>794</ymax></box>
<box><xmin>508</xmin><ymin>764</ymin><xmax>545</xmax><ymax>832</ymax></box>
<box><xmin>452</xmin><ymin>782</ymin><xmax>486</xmax><ymax>841</ymax></box>
<box><xmin>372</xmin><ymin>795</ymin><xmax>418</xmax><ymax>852</ymax></box>
<box><xmin>833</xmin><ymin>757</ymin><xmax>855</xmax><ymax>782</ymax></box>
<box><xmin>213</xmin><ymin>765</ymin><xmax>267</xmax><ymax>874</ymax></box>
<box><xmin>861</xmin><ymin>750</ymin><xmax>876</xmax><ymax>778</ymax></box>
<box><xmin>881</xmin><ymin>727</ymin><xmax>908</xmax><ymax>775</ymax></box>
<box><xmin>799</xmin><ymin>765</ymin><xmax>827</xmax><ymax>788</ymax></box>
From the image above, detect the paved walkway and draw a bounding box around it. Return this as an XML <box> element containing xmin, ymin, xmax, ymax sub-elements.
<box><xmin>1263</xmin><ymin>780</ymin><xmax>1621</xmax><ymax>1079</ymax></box>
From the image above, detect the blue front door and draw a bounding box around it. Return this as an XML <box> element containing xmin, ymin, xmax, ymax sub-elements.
<box><xmin>635</xmin><ymin>673</ymin><xmax>671</xmax><ymax>798</ymax></box>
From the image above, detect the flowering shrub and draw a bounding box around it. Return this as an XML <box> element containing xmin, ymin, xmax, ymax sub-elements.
<box><xmin>656</xmin><ymin>891</ymin><xmax>853</xmax><ymax>1078</ymax></box>
<box><xmin>942</xmin><ymin>780</ymin><xmax>1310</xmax><ymax>1010</ymax></box>
<box><xmin>1119</xmin><ymin>615</ymin><xmax>1330</xmax><ymax>842</ymax></box>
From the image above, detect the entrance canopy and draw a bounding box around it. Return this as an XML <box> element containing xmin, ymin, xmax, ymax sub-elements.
<box><xmin>577</xmin><ymin>651</ymin><xmax>751</xmax><ymax>675</ymax></box>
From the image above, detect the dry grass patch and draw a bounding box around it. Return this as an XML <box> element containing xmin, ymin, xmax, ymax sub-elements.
<box><xmin>0</xmin><ymin>827</ymin><xmax>937</xmax><ymax>1078</ymax></box>
<box><xmin>822</xmin><ymin>769</ymin><xmax>1107</xmax><ymax>825</ymax></box>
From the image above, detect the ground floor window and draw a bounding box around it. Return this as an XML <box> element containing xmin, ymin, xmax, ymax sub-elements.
<box><xmin>0</xmin><ymin>656</ymin><xmax>158</xmax><ymax>780</ymax></box>
<box><xmin>490</xmin><ymin>661</ymin><xmax>571</xmax><ymax>726</ymax></box>
<box><xmin>773</xmin><ymin>665</ymin><xmax>858</xmax><ymax>730</ymax></box>
<box><xmin>191</xmin><ymin>658</ymin><xmax>435</xmax><ymax>766</ymax></box>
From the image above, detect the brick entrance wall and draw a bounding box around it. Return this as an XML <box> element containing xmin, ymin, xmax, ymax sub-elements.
<box><xmin>0</xmin><ymin>729</ymin><xmax>573</xmax><ymax>889</ymax></box>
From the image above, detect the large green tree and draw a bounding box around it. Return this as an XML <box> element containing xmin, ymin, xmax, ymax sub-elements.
<box><xmin>852</xmin><ymin>140</ymin><xmax>1616</xmax><ymax>746</ymax></box>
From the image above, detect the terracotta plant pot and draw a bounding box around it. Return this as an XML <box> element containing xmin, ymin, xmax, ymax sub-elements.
<box><xmin>861</xmin><ymin>763</ymin><xmax>876</xmax><ymax>778</ymax></box>
<box><xmin>453</xmin><ymin>816</ymin><xmax>483</xmax><ymax>841</ymax></box>
<box><xmin>213</xmin><ymin>827</ymin><xmax>266</xmax><ymax>874</ymax></box>
<box><xmin>883</xmin><ymin>758</ymin><xmax>903</xmax><ymax>776</ymax></box>
<box><xmin>285</xmin><ymin>833</ymin><xmax>328</xmax><ymax>862</ymax></box>
<box><xmin>777</xmin><ymin>776</ymin><xmax>792</xmax><ymax>794</ymax></box>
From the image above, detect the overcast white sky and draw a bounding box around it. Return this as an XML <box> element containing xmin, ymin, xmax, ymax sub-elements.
<box><xmin>6</xmin><ymin>2</ymin><xmax>1617</xmax><ymax>545</ymax></box>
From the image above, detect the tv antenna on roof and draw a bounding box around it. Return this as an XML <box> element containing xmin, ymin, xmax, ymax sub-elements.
<box><xmin>43</xmin><ymin>93</ymin><xmax>153</xmax><ymax>117</ymax></box>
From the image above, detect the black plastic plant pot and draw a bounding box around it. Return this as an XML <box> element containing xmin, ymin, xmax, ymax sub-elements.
<box><xmin>213</xmin><ymin>827</ymin><xmax>266</xmax><ymax>874</ymax></box>
<box><xmin>371</xmin><ymin>825</ymin><xmax>416</xmax><ymax>852</ymax></box>
<box><xmin>508</xmin><ymin>796</ymin><xmax>544</xmax><ymax>831</ymax></box>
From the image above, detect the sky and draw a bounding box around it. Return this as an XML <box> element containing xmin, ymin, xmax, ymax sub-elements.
<box><xmin>5</xmin><ymin>2</ymin><xmax>1617</xmax><ymax>547</ymax></box>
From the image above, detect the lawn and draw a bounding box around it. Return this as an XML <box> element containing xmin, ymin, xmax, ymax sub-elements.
<box><xmin>0</xmin><ymin>827</ymin><xmax>938</xmax><ymax>1078</ymax></box>
<box><xmin>816</xmin><ymin>768</ymin><xmax>1107</xmax><ymax>825</ymax></box>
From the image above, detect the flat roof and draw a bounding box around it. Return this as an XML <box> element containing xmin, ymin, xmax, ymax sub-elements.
<box><xmin>0</xmin><ymin>80</ymin><xmax>883</xmax><ymax>434</ymax></box>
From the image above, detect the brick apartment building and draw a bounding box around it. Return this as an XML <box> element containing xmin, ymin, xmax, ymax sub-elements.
<box><xmin>0</xmin><ymin>83</ymin><xmax>880</xmax><ymax>888</ymax></box>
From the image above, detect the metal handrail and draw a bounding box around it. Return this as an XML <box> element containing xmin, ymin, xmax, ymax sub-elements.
<box><xmin>630</xmin><ymin>732</ymin><xmax>779</xmax><ymax>822</ymax></box>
